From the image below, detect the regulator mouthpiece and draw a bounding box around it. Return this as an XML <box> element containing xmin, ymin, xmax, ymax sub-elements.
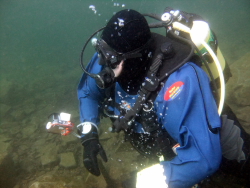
<box><xmin>94</xmin><ymin>67</ymin><xmax>116</xmax><ymax>89</ymax></box>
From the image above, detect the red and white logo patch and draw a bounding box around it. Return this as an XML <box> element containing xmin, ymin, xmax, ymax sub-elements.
<box><xmin>164</xmin><ymin>81</ymin><xmax>184</xmax><ymax>101</ymax></box>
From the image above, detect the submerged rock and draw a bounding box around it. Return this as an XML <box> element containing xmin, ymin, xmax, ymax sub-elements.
<box><xmin>0</xmin><ymin>134</ymin><xmax>11</xmax><ymax>161</ymax></box>
<box><xmin>10</xmin><ymin>108</ymin><xmax>26</xmax><ymax>121</ymax></box>
<box><xmin>29</xmin><ymin>182</ymin><xmax>60</xmax><ymax>188</ymax></box>
<box><xmin>22</xmin><ymin>123</ymin><xmax>38</xmax><ymax>138</ymax></box>
<box><xmin>40</xmin><ymin>143</ymin><xmax>59</xmax><ymax>166</ymax></box>
<box><xmin>0</xmin><ymin>79</ymin><xmax>13</xmax><ymax>103</ymax></box>
<box><xmin>26</xmin><ymin>173</ymin><xmax>86</xmax><ymax>188</ymax></box>
<box><xmin>0</xmin><ymin>103</ymin><xmax>11</xmax><ymax>118</ymax></box>
<box><xmin>0</xmin><ymin>135</ymin><xmax>16</xmax><ymax>188</ymax></box>
<box><xmin>226</xmin><ymin>52</ymin><xmax>250</xmax><ymax>134</ymax></box>
<box><xmin>59</xmin><ymin>152</ymin><xmax>76</xmax><ymax>168</ymax></box>
<box><xmin>61</xmin><ymin>134</ymin><xmax>78</xmax><ymax>146</ymax></box>
<box><xmin>41</xmin><ymin>151</ymin><xmax>59</xmax><ymax>167</ymax></box>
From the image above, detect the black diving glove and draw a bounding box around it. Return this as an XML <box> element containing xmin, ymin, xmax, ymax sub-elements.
<box><xmin>77</xmin><ymin>122</ymin><xmax>108</xmax><ymax>176</ymax></box>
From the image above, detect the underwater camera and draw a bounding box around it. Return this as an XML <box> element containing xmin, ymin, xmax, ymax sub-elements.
<box><xmin>46</xmin><ymin>112</ymin><xmax>74</xmax><ymax>136</ymax></box>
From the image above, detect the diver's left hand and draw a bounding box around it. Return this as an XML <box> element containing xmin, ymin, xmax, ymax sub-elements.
<box><xmin>82</xmin><ymin>139</ymin><xmax>107</xmax><ymax>176</ymax></box>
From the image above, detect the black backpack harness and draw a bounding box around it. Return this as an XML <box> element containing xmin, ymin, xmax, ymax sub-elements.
<box><xmin>102</xmin><ymin>31</ymin><xmax>195</xmax><ymax>157</ymax></box>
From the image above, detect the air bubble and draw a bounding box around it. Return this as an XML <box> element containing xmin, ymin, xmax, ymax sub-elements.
<box><xmin>89</xmin><ymin>5</ymin><xmax>95</xmax><ymax>9</ymax></box>
<box><xmin>118</xmin><ymin>18</ymin><xmax>124</xmax><ymax>27</ymax></box>
<box><xmin>89</xmin><ymin>5</ymin><xmax>97</xmax><ymax>14</ymax></box>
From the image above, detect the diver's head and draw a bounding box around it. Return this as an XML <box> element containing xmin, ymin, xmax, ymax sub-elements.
<box><xmin>101</xmin><ymin>9</ymin><xmax>151</xmax><ymax>53</ymax></box>
<box><xmin>96</xmin><ymin>9</ymin><xmax>152</xmax><ymax>92</ymax></box>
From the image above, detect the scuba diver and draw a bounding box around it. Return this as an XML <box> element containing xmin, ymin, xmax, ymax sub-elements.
<box><xmin>77</xmin><ymin>8</ymin><xmax>250</xmax><ymax>188</ymax></box>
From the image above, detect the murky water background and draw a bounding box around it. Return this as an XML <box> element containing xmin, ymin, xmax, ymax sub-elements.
<box><xmin>1</xmin><ymin>0</ymin><xmax>250</xmax><ymax>187</ymax></box>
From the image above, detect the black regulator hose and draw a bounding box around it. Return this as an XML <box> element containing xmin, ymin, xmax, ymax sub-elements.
<box><xmin>148</xmin><ymin>22</ymin><xmax>166</xmax><ymax>28</ymax></box>
<box><xmin>143</xmin><ymin>13</ymin><xmax>172</xmax><ymax>28</ymax></box>
<box><xmin>142</xmin><ymin>13</ymin><xmax>162</xmax><ymax>21</ymax></box>
<box><xmin>79</xmin><ymin>27</ymin><xmax>106</xmax><ymax>77</ymax></box>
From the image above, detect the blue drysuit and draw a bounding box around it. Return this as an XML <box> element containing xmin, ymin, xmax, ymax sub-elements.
<box><xmin>78</xmin><ymin>53</ymin><xmax>222</xmax><ymax>188</ymax></box>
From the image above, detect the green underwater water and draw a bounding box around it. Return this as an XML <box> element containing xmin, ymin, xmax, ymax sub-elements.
<box><xmin>0</xmin><ymin>0</ymin><xmax>250</xmax><ymax>187</ymax></box>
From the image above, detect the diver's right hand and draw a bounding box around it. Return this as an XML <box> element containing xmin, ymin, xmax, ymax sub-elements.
<box><xmin>82</xmin><ymin>139</ymin><xmax>107</xmax><ymax>176</ymax></box>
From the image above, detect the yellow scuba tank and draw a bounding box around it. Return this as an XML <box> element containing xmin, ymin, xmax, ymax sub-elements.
<box><xmin>172</xmin><ymin>21</ymin><xmax>226</xmax><ymax>115</ymax></box>
<box><xmin>148</xmin><ymin>9</ymin><xmax>230</xmax><ymax>114</ymax></box>
<box><xmin>190</xmin><ymin>21</ymin><xmax>226</xmax><ymax>81</ymax></box>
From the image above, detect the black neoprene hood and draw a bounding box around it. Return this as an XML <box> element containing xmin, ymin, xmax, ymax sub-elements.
<box><xmin>101</xmin><ymin>9</ymin><xmax>151</xmax><ymax>53</ymax></box>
